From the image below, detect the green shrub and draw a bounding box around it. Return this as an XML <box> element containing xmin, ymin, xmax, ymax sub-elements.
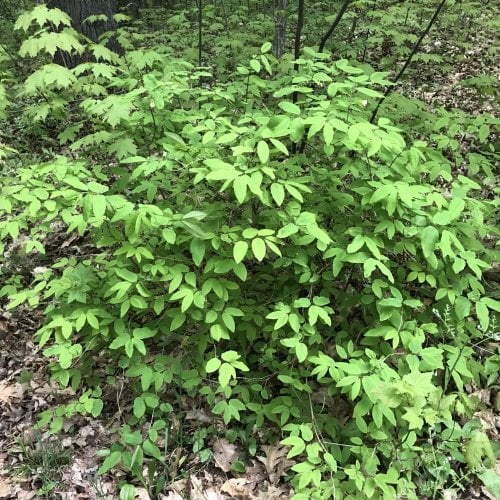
<box><xmin>0</xmin><ymin>5</ymin><xmax>499</xmax><ymax>499</ymax></box>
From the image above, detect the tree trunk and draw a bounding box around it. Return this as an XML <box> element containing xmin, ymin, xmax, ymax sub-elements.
<box><xmin>48</xmin><ymin>0</ymin><xmax>120</xmax><ymax>67</ymax></box>
<box><xmin>127</xmin><ymin>0</ymin><xmax>141</xmax><ymax>18</ymax></box>
<box><xmin>273</xmin><ymin>0</ymin><xmax>287</xmax><ymax>58</ymax></box>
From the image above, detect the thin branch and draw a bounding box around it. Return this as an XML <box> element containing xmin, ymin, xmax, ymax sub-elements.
<box><xmin>370</xmin><ymin>0</ymin><xmax>448</xmax><ymax>123</ymax></box>
<box><xmin>0</xmin><ymin>42</ymin><xmax>19</xmax><ymax>67</ymax></box>
<box><xmin>318</xmin><ymin>0</ymin><xmax>352</xmax><ymax>53</ymax></box>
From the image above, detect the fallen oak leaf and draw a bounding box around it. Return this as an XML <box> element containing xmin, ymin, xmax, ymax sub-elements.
<box><xmin>185</xmin><ymin>408</ymin><xmax>213</xmax><ymax>424</ymax></box>
<box><xmin>212</xmin><ymin>437</ymin><xmax>239</xmax><ymax>473</ymax></box>
<box><xmin>221</xmin><ymin>478</ymin><xmax>255</xmax><ymax>497</ymax></box>
<box><xmin>257</xmin><ymin>445</ymin><xmax>294</xmax><ymax>485</ymax></box>
<box><xmin>250</xmin><ymin>484</ymin><xmax>292</xmax><ymax>499</ymax></box>
<box><xmin>0</xmin><ymin>478</ymin><xmax>13</xmax><ymax>499</ymax></box>
<box><xmin>11</xmin><ymin>490</ymin><xmax>37</xmax><ymax>500</ymax></box>
<box><xmin>0</xmin><ymin>382</ymin><xmax>24</xmax><ymax>403</ymax></box>
<box><xmin>189</xmin><ymin>476</ymin><xmax>227</xmax><ymax>500</ymax></box>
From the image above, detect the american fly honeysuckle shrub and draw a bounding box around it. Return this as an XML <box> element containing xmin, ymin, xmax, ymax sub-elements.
<box><xmin>1</xmin><ymin>10</ymin><xmax>499</xmax><ymax>497</ymax></box>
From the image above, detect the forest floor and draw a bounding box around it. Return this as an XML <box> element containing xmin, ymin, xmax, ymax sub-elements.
<box><xmin>0</xmin><ymin>22</ymin><xmax>499</xmax><ymax>500</ymax></box>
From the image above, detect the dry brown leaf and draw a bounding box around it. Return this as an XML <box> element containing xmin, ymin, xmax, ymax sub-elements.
<box><xmin>0</xmin><ymin>318</ymin><xmax>9</xmax><ymax>336</ymax></box>
<box><xmin>245</xmin><ymin>459</ymin><xmax>267</xmax><ymax>480</ymax></box>
<box><xmin>185</xmin><ymin>409</ymin><xmax>213</xmax><ymax>424</ymax></box>
<box><xmin>258</xmin><ymin>445</ymin><xmax>288</xmax><ymax>473</ymax></box>
<box><xmin>203</xmin><ymin>470</ymin><xmax>214</xmax><ymax>483</ymax></box>
<box><xmin>189</xmin><ymin>476</ymin><xmax>205</xmax><ymax>498</ymax></box>
<box><xmin>67</xmin><ymin>424</ymin><xmax>98</xmax><ymax>448</ymax></box>
<box><xmin>79</xmin><ymin>425</ymin><xmax>96</xmax><ymax>438</ymax></box>
<box><xmin>0</xmin><ymin>478</ymin><xmax>12</xmax><ymax>499</ymax></box>
<box><xmin>32</xmin><ymin>266</ymin><xmax>49</xmax><ymax>276</ymax></box>
<box><xmin>58</xmin><ymin>494</ymin><xmax>92</xmax><ymax>500</ymax></box>
<box><xmin>20</xmin><ymin>428</ymin><xmax>37</xmax><ymax>445</ymax></box>
<box><xmin>188</xmin><ymin>476</ymin><xmax>227</xmax><ymax>500</ymax></box>
<box><xmin>13</xmin><ymin>490</ymin><xmax>37</xmax><ymax>500</ymax></box>
<box><xmin>60</xmin><ymin>234</ymin><xmax>79</xmax><ymax>248</ymax></box>
<box><xmin>474</xmin><ymin>410</ymin><xmax>497</xmax><ymax>430</ymax></box>
<box><xmin>205</xmin><ymin>489</ymin><xmax>227</xmax><ymax>500</ymax></box>
<box><xmin>221</xmin><ymin>477</ymin><xmax>255</xmax><ymax>497</ymax></box>
<box><xmin>250</xmin><ymin>485</ymin><xmax>291</xmax><ymax>499</ymax></box>
<box><xmin>61</xmin><ymin>436</ymin><xmax>74</xmax><ymax>448</ymax></box>
<box><xmin>61</xmin><ymin>459</ymin><xmax>86</xmax><ymax>488</ymax></box>
<box><xmin>442</xmin><ymin>489</ymin><xmax>458</xmax><ymax>500</ymax></box>
<box><xmin>479</xmin><ymin>487</ymin><xmax>497</xmax><ymax>500</ymax></box>
<box><xmin>165</xmin><ymin>478</ymin><xmax>190</xmax><ymax>500</ymax></box>
<box><xmin>160</xmin><ymin>492</ymin><xmax>183</xmax><ymax>500</ymax></box>
<box><xmin>257</xmin><ymin>445</ymin><xmax>294</xmax><ymax>485</ymax></box>
<box><xmin>135</xmin><ymin>487</ymin><xmax>151</xmax><ymax>499</ymax></box>
<box><xmin>0</xmin><ymin>382</ymin><xmax>24</xmax><ymax>403</ymax></box>
<box><xmin>212</xmin><ymin>437</ymin><xmax>239</xmax><ymax>473</ymax></box>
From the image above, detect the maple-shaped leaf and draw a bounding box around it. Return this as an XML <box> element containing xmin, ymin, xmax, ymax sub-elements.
<box><xmin>33</xmin><ymin>32</ymin><xmax>62</xmax><ymax>57</ymax></box>
<box><xmin>18</xmin><ymin>38</ymin><xmax>41</xmax><ymax>58</ymax></box>
<box><xmin>32</xmin><ymin>103</ymin><xmax>51</xmax><ymax>122</ymax></box>
<box><xmin>91</xmin><ymin>63</ymin><xmax>117</xmax><ymax>79</ymax></box>
<box><xmin>113</xmin><ymin>13</ymin><xmax>130</xmax><ymax>23</ymax></box>
<box><xmin>58</xmin><ymin>125</ymin><xmax>82</xmax><ymax>145</ymax></box>
<box><xmin>84</xmin><ymin>14</ymin><xmax>109</xmax><ymax>24</ymax></box>
<box><xmin>127</xmin><ymin>50</ymin><xmax>164</xmax><ymax>70</ymax></box>
<box><xmin>81</xmin><ymin>97</ymin><xmax>106</xmax><ymax>116</ymax></box>
<box><xmin>23</xmin><ymin>65</ymin><xmax>76</xmax><ymax>94</ymax></box>
<box><xmin>108</xmin><ymin>137</ymin><xmax>137</xmax><ymax>159</ymax></box>
<box><xmin>90</xmin><ymin>44</ymin><xmax>119</xmax><ymax>63</ymax></box>
<box><xmin>74</xmin><ymin>62</ymin><xmax>117</xmax><ymax>80</ymax></box>
<box><xmin>70</xmin><ymin>131</ymin><xmax>112</xmax><ymax>150</ymax></box>
<box><xmin>45</xmin><ymin>65</ymin><xmax>77</xmax><ymax>88</ymax></box>
<box><xmin>14</xmin><ymin>5</ymin><xmax>71</xmax><ymax>32</ymax></box>
<box><xmin>57</xmin><ymin>28</ymin><xmax>85</xmax><ymax>53</ymax></box>
<box><xmin>19</xmin><ymin>29</ymin><xmax>83</xmax><ymax>58</ymax></box>
<box><xmin>102</xmin><ymin>96</ymin><xmax>133</xmax><ymax>128</ymax></box>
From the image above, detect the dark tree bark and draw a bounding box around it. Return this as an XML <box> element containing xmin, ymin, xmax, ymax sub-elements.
<box><xmin>293</xmin><ymin>0</ymin><xmax>305</xmax><ymax>64</ymax></box>
<box><xmin>272</xmin><ymin>0</ymin><xmax>288</xmax><ymax>58</ymax></box>
<box><xmin>198</xmin><ymin>0</ymin><xmax>203</xmax><ymax>67</ymax></box>
<box><xmin>127</xmin><ymin>0</ymin><xmax>141</xmax><ymax>18</ymax></box>
<box><xmin>48</xmin><ymin>0</ymin><xmax>121</xmax><ymax>67</ymax></box>
<box><xmin>292</xmin><ymin>0</ymin><xmax>304</xmax><ymax>104</ymax></box>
